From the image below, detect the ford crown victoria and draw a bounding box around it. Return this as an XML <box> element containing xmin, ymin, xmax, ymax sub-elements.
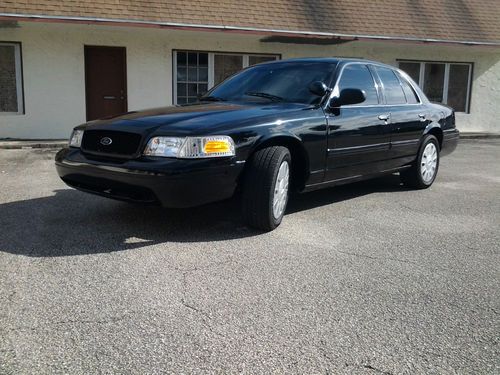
<box><xmin>56</xmin><ymin>58</ymin><xmax>459</xmax><ymax>231</ymax></box>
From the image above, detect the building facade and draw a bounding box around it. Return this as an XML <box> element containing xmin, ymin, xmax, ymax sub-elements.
<box><xmin>0</xmin><ymin>1</ymin><xmax>499</xmax><ymax>139</ymax></box>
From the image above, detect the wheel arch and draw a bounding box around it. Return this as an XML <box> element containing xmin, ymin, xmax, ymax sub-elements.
<box><xmin>244</xmin><ymin>134</ymin><xmax>310</xmax><ymax>191</ymax></box>
<box><xmin>423</xmin><ymin>123</ymin><xmax>443</xmax><ymax>150</ymax></box>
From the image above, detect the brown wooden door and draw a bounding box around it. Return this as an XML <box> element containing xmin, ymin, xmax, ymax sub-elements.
<box><xmin>85</xmin><ymin>46</ymin><xmax>127</xmax><ymax>121</ymax></box>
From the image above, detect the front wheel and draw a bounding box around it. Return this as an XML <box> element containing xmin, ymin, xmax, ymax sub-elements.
<box><xmin>400</xmin><ymin>134</ymin><xmax>440</xmax><ymax>189</ymax></box>
<box><xmin>241</xmin><ymin>146</ymin><xmax>291</xmax><ymax>231</ymax></box>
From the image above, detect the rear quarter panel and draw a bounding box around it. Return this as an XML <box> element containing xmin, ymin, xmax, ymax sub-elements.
<box><xmin>426</xmin><ymin>103</ymin><xmax>459</xmax><ymax>156</ymax></box>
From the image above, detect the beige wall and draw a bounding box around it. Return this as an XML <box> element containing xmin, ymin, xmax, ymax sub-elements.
<box><xmin>0</xmin><ymin>22</ymin><xmax>499</xmax><ymax>139</ymax></box>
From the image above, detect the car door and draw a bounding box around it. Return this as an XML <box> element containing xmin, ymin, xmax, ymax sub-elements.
<box><xmin>372</xmin><ymin>66</ymin><xmax>429</xmax><ymax>165</ymax></box>
<box><xmin>325</xmin><ymin>63</ymin><xmax>391</xmax><ymax>181</ymax></box>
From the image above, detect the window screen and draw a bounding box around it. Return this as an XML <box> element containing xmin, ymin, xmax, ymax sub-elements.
<box><xmin>0</xmin><ymin>43</ymin><xmax>23</xmax><ymax>113</ymax></box>
<box><xmin>214</xmin><ymin>55</ymin><xmax>243</xmax><ymax>85</ymax></box>
<box><xmin>423</xmin><ymin>63</ymin><xmax>446</xmax><ymax>102</ymax></box>
<box><xmin>399</xmin><ymin>62</ymin><xmax>420</xmax><ymax>84</ymax></box>
<box><xmin>248</xmin><ymin>55</ymin><xmax>277</xmax><ymax>66</ymax></box>
<box><xmin>447</xmin><ymin>64</ymin><xmax>470</xmax><ymax>112</ymax></box>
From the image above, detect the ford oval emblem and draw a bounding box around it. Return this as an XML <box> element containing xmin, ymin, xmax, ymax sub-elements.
<box><xmin>100</xmin><ymin>137</ymin><xmax>113</xmax><ymax>146</ymax></box>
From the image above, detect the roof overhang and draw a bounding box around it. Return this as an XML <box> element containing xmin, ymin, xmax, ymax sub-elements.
<box><xmin>1</xmin><ymin>12</ymin><xmax>499</xmax><ymax>47</ymax></box>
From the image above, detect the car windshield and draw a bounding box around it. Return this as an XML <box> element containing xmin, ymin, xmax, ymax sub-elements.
<box><xmin>201</xmin><ymin>62</ymin><xmax>336</xmax><ymax>105</ymax></box>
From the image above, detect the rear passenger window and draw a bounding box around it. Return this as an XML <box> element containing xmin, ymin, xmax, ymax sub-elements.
<box><xmin>397</xmin><ymin>72</ymin><xmax>420</xmax><ymax>104</ymax></box>
<box><xmin>337</xmin><ymin>64</ymin><xmax>379</xmax><ymax>105</ymax></box>
<box><xmin>373</xmin><ymin>66</ymin><xmax>407</xmax><ymax>105</ymax></box>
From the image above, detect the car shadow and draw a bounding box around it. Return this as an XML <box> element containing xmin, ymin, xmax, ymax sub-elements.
<box><xmin>0</xmin><ymin>174</ymin><xmax>406</xmax><ymax>257</ymax></box>
<box><xmin>287</xmin><ymin>173</ymin><xmax>409</xmax><ymax>214</ymax></box>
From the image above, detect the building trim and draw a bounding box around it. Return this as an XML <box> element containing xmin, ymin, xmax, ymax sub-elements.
<box><xmin>1</xmin><ymin>12</ymin><xmax>500</xmax><ymax>47</ymax></box>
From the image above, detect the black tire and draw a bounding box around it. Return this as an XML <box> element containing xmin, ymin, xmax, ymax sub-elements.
<box><xmin>241</xmin><ymin>146</ymin><xmax>291</xmax><ymax>231</ymax></box>
<box><xmin>400</xmin><ymin>134</ymin><xmax>440</xmax><ymax>189</ymax></box>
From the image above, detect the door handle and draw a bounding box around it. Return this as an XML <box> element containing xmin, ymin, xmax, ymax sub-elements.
<box><xmin>103</xmin><ymin>96</ymin><xmax>117</xmax><ymax>100</ymax></box>
<box><xmin>378</xmin><ymin>114</ymin><xmax>390</xmax><ymax>121</ymax></box>
<box><xmin>418</xmin><ymin>113</ymin><xmax>427</xmax><ymax>122</ymax></box>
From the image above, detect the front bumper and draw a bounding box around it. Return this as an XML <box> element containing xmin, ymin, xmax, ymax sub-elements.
<box><xmin>55</xmin><ymin>148</ymin><xmax>244</xmax><ymax>208</ymax></box>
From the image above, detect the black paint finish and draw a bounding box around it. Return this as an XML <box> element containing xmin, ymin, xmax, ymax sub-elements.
<box><xmin>56</xmin><ymin>58</ymin><xmax>459</xmax><ymax>207</ymax></box>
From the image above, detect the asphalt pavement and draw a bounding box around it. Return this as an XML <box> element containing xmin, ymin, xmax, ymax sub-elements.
<box><xmin>0</xmin><ymin>139</ymin><xmax>499</xmax><ymax>374</ymax></box>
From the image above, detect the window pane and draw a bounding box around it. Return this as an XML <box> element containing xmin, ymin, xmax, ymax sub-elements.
<box><xmin>214</xmin><ymin>55</ymin><xmax>243</xmax><ymax>85</ymax></box>
<box><xmin>187</xmin><ymin>67</ymin><xmax>198</xmax><ymax>81</ymax></box>
<box><xmin>0</xmin><ymin>45</ymin><xmax>19</xmax><ymax>112</ymax></box>
<box><xmin>397</xmin><ymin>72</ymin><xmax>420</xmax><ymax>104</ymax></box>
<box><xmin>374</xmin><ymin>66</ymin><xmax>406</xmax><ymax>105</ymax></box>
<box><xmin>198</xmin><ymin>67</ymin><xmax>208</xmax><ymax>81</ymax></box>
<box><xmin>176</xmin><ymin>67</ymin><xmax>187</xmax><ymax>81</ymax></box>
<box><xmin>187</xmin><ymin>83</ymin><xmax>197</xmax><ymax>96</ymax></box>
<box><xmin>176</xmin><ymin>51</ymin><xmax>187</xmax><ymax>66</ymax></box>
<box><xmin>447</xmin><ymin>64</ymin><xmax>470</xmax><ymax>112</ymax></box>
<box><xmin>423</xmin><ymin>63</ymin><xmax>445</xmax><ymax>102</ymax></box>
<box><xmin>175</xmin><ymin>51</ymin><xmax>209</xmax><ymax>104</ymax></box>
<box><xmin>337</xmin><ymin>64</ymin><xmax>379</xmax><ymax>105</ymax></box>
<box><xmin>177</xmin><ymin>83</ymin><xmax>186</xmax><ymax>96</ymax></box>
<box><xmin>399</xmin><ymin>62</ymin><xmax>420</xmax><ymax>85</ymax></box>
<box><xmin>198</xmin><ymin>83</ymin><xmax>208</xmax><ymax>95</ymax></box>
<box><xmin>198</xmin><ymin>53</ymin><xmax>208</xmax><ymax>67</ymax></box>
<box><xmin>249</xmin><ymin>55</ymin><xmax>277</xmax><ymax>66</ymax></box>
<box><xmin>187</xmin><ymin>52</ymin><xmax>197</xmax><ymax>67</ymax></box>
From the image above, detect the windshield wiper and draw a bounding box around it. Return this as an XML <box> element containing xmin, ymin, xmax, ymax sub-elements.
<box><xmin>198</xmin><ymin>95</ymin><xmax>226</xmax><ymax>102</ymax></box>
<box><xmin>244</xmin><ymin>91</ymin><xmax>284</xmax><ymax>102</ymax></box>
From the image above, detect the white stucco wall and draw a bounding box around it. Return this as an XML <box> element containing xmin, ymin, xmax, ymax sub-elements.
<box><xmin>0</xmin><ymin>22</ymin><xmax>499</xmax><ymax>139</ymax></box>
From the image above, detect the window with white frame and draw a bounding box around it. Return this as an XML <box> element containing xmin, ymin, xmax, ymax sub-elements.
<box><xmin>398</xmin><ymin>60</ymin><xmax>472</xmax><ymax>113</ymax></box>
<box><xmin>0</xmin><ymin>42</ymin><xmax>24</xmax><ymax>114</ymax></box>
<box><xmin>173</xmin><ymin>51</ymin><xmax>279</xmax><ymax>104</ymax></box>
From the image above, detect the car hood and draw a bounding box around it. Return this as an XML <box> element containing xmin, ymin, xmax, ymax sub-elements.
<box><xmin>81</xmin><ymin>102</ymin><xmax>314</xmax><ymax>136</ymax></box>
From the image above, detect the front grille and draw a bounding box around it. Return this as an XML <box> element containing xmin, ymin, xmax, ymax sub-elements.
<box><xmin>81</xmin><ymin>130</ymin><xmax>142</xmax><ymax>157</ymax></box>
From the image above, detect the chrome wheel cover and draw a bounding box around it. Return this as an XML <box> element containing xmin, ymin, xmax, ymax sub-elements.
<box><xmin>421</xmin><ymin>143</ymin><xmax>438</xmax><ymax>183</ymax></box>
<box><xmin>273</xmin><ymin>160</ymin><xmax>290</xmax><ymax>219</ymax></box>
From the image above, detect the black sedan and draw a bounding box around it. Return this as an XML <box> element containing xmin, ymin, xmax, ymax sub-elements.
<box><xmin>56</xmin><ymin>58</ymin><xmax>459</xmax><ymax>231</ymax></box>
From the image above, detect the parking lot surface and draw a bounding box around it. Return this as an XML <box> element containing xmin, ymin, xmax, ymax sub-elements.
<box><xmin>0</xmin><ymin>140</ymin><xmax>499</xmax><ymax>374</ymax></box>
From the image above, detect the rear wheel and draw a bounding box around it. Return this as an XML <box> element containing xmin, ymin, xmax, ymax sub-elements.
<box><xmin>400</xmin><ymin>134</ymin><xmax>440</xmax><ymax>189</ymax></box>
<box><xmin>241</xmin><ymin>146</ymin><xmax>291</xmax><ymax>231</ymax></box>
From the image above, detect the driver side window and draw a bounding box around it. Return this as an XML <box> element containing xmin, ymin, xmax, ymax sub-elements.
<box><xmin>337</xmin><ymin>64</ymin><xmax>379</xmax><ymax>105</ymax></box>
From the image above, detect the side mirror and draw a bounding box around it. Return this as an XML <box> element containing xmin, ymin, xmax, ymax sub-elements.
<box><xmin>331</xmin><ymin>88</ymin><xmax>366</xmax><ymax>107</ymax></box>
<box><xmin>309</xmin><ymin>81</ymin><xmax>329</xmax><ymax>97</ymax></box>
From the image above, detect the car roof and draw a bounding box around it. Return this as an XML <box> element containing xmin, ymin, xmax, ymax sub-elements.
<box><xmin>259</xmin><ymin>57</ymin><xmax>397</xmax><ymax>70</ymax></box>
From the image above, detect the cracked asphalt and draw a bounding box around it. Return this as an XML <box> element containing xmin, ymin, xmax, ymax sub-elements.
<box><xmin>0</xmin><ymin>139</ymin><xmax>499</xmax><ymax>374</ymax></box>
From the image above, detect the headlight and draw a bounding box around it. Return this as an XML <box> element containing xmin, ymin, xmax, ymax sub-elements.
<box><xmin>69</xmin><ymin>129</ymin><xmax>84</xmax><ymax>148</ymax></box>
<box><xmin>143</xmin><ymin>136</ymin><xmax>235</xmax><ymax>158</ymax></box>
<box><xmin>143</xmin><ymin>137</ymin><xmax>185</xmax><ymax>158</ymax></box>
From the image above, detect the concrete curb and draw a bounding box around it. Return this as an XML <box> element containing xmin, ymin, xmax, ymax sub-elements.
<box><xmin>0</xmin><ymin>140</ymin><xmax>67</xmax><ymax>150</ymax></box>
<box><xmin>459</xmin><ymin>133</ymin><xmax>500</xmax><ymax>139</ymax></box>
